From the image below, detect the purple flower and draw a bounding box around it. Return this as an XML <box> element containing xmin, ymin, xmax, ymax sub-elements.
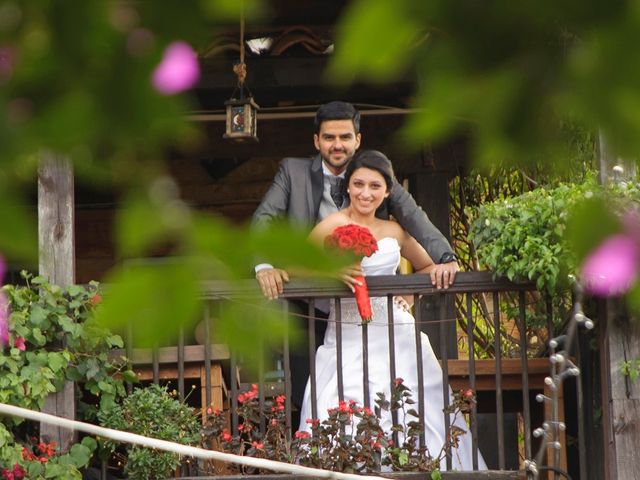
<box><xmin>151</xmin><ymin>41</ymin><xmax>200</xmax><ymax>95</ymax></box>
<box><xmin>581</xmin><ymin>234</ymin><xmax>640</xmax><ymax>296</ymax></box>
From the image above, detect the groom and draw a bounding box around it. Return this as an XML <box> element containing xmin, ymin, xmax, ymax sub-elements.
<box><xmin>253</xmin><ymin>101</ymin><xmax>458</xmax><ymax>297</ymax></box>
<box><xmin>252</xmin><ymin>101</ymin><xmax>459</xmax><ymax>412</ymax></box>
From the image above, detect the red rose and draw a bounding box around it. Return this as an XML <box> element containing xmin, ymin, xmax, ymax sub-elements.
<box><xmin>338</xmin><ymin>235</ymin><xmax>355</xmax><ymax>249</ymax></box>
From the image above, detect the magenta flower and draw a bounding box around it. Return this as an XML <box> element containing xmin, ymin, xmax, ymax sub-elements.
<box><xmin>581</xmin><ymin>234</ymin><xmax>640</xmax><ymax>296</ymax></box>
<box><xmin>151</xmin><ymin>41</ymin><xmax>200</xmax><ymax>95</ymax></box>
<box><xmin>0</xmin><ymin>46</ymin><xmax>16</xmax><ymax>83</ymax></box>
<box><xmin>0</xmin><ymin>256</ymin><xmax>8</xmax><ymax>346</ymax></box>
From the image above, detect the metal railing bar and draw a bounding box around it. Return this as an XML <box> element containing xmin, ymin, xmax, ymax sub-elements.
<box><xmin>125</xmin><ymin>323</ymin><xmax>133</xmax><ymax>395</ymax></box>
<box><xmin>494</xmin><ymin>291</ymin><xmax>505</xmax><ymax>469</ymax></box>
<box><xmin>203</xmin><ymin>304</ymin><xmax>212</xmax><ymax>412</ymax></box>
<box><xmin>466</xmin><ymin>292</ymin><xmax>479</xmax><ymax>469</ymax></box>
<box><xmin>230</xmin><ymin>349</ymin><xmax>239</xmax><ymax>433</ymax></box>
<box><xmin>386</xmin><ymin>294</ymin><xmax>399</xmax><ymax>447</ymax></box>
<box><xmin>152</xmin><ymin>345</ymin><xmax>160</xmax><ymax>385</ymax></box>
<box><xmin>178</xmin><ymin>326</ymin><xmax>185</xmax><ymax>401</ymax></box>
<box><xmin>258</xmin><ymin>339</ymin><xmax>266</xmax><ymax>435</ymax></box>
<box><xmin>414</xmin><ymin>294</ymin><xmax>426</xmax><ymax>448</ymax></box>
<box><xmin>281</xmin><ymin>300</ymin><xmax>292</xmax><ymax>439</ymax></box>
<box><xmin>546</xmin><ymin>295</ymin><xmax>554</xmax><ymax>347</ymax></box>
<box><xmin>335</xmin><ymin>298</ymin><xmax>344</xmax><ymax>403</ymax></box>
<box><xmin>308</xmin><ymin>299</ymin><xmax>318</xmax><ymax>423</ymax></box>
<box><xmin>439</xmin><ymin>294</ymin><xmax>452</xmax><ymax>469</ymax></box>
<box><xmin>518</xmin><ymin>291</ymin><xmax>532</xmax><ymax>460</ymax></box>
<box><xmin>362</xmin><ymin>322</ymin><xmax>370</xmax><ymax>409</ymax></box>
<box><xmin>576</xmin><ymin>328</ymin><xmax>587</xmax><ymax>480</ymax></box>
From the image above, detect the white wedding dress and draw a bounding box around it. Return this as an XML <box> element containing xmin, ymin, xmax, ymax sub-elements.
<box><xmin>298</xmin><ymin>237</ymin><xmax>487</xmax><ymax>471</ymax></box>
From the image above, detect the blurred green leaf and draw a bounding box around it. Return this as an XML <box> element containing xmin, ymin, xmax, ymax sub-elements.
<box><xmin>0</xmin><ymin>192</ymin><xmax>37</xmax><ymax>263</ymax></box>
<box><xmin>94</xmin><ymin>261</ymin><xmax>200</xmax><ymax>347</ymax></box>
<box><xmin>566</xmin><ymin>195</ymin><xmax>621</xmax><ymax>263</ymax></box>
<box><xmin>628</xmin><ymin>283</ymin><xmax>640</xmax><ymax>317</ymax></box>
<box><xmin>247</xmin><ymin>220</ymin><xmax>349</xmax><ymax>276</ymax></box>
<box><xmin>190</xmin><ymin>215</ymin><xmax>349</xmax><ymax>280</ymax></box>
<box><xmin>329</xmin><ymin>0</ymin><xmax>421</xmax><ymax>83</ymax></box>
<box><xmin>213</xmin><ymin>298</ymin><xmax>299</xmax><ymax>372</ymax></box>
<box><xmin>198</xmin><ymin>0</ymin><xmax>265</xmax><ymax>21</ymax></box>
<box><xmin>116</xmin><ymin>186</ymin><xmax>178</xmax><ymax>258</ymax></box>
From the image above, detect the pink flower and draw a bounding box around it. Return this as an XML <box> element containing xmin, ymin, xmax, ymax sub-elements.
<box><xmin>0</xmin><ymin>256</ymin><xmax>8</xmax><ymax>347</ymax></box>
<box><xmin>581</xmin><ymin>234</ymin><xmax>640</xmax><ymax>296</ymax></box>
<box><xmin>13</xmin><ymin>337</ymin><xmax>25</xmax><ymax>351</ymax></box>
<box><xmin>151</xmin><ymin>41</ymin><xmax>200</xmax><ymax>95</ymax></box>
<box><xmin>0</xmin><ymin>46</ymin><xmax>16</xmax><ymax>83</ymax></box>
<box><xmin>0</xmin><ymin>296</ymin><xmax>8</xmax><ymax>346</ymax></box>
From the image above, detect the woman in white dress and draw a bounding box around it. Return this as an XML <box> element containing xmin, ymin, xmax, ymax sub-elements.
<box><xmin>297</xmin><ymin>150</ymin><xmax>486</xmax><ymax>471</ymax></box>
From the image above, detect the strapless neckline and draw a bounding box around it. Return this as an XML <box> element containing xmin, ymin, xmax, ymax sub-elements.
<box><xmin>374</xmin><ymin>237</ymin><xmax>399</xmax><ymax>249</ymax></box>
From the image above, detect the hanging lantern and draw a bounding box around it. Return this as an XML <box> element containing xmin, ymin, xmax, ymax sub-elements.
<box><xmin>224</xmin><ymin>95</ymin><xmax>259</xmax><ymax>142</ymax></box>
<box><xmin>223</xmin><ymin>6</ymin><xmax>259</xmax><ymax>143</ymax></box>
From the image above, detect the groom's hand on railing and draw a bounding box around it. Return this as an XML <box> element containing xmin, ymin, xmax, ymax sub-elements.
<box><xmin>256</xmin><ymin>267</ymin><xmax>290</xmax><ymax>300</ymax></box>
<box><xmin>430</xmin><ymin>261</ymin><xmax>459</xmax><ymax>290</ymax></box>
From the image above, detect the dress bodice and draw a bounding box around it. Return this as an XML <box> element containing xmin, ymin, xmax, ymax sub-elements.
<box><xmin>361</xmin><ymin>237</ymin><xmax>401</xmax><ymax>277</ymax></box>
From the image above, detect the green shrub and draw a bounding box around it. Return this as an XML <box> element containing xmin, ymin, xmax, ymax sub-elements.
<box><xmin>98</xmin><ymin>384</ymin><xmax>200</xmax><ymax>480</ymax></box>
<box><xmin>0</xmin><ymin>272</ymin><xmax>130</xmax><ymax>477</ymax></box>
<box><xmin>469</xmin><ymin>177</ymin><xmax>640</xmax><ymax>293</ymax></box>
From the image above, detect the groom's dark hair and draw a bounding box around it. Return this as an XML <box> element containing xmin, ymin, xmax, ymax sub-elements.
<box><xmin>345</xmin><ymin>150</ymin><xmax>396</xmax><ymax>191</ymax></box>
<box><xmin>314</xmin><ymin>101</ymin><xmax>361</xmax><ymax>133</ymax></box>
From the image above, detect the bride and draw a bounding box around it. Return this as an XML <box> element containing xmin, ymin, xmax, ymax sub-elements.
<box><xmin>296</xmin><ymin>150</ymin><xmax>486</xmax><ymax>471</ymax></box>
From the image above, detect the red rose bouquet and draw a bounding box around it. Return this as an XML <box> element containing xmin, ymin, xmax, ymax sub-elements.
<box><xmin>324</xmin><ymin>224</ymin><xmax>378</xmax><ymax>323</ymax></box>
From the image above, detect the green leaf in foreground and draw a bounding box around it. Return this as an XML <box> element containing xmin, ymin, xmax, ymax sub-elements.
<box><xmin>94</xmin><ymin>261</ymin><xmax>201</xmax><ymax>347</ymax></box>
<box><xmin>566</xmin><ymin>195</ymin><xmax>622</xmax><ymax>263</ymax></box>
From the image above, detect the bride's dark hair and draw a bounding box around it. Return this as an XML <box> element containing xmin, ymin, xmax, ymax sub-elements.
<box><xmin>345</xmin><ymin>149</ymin><xmax>396</xmax><ymax>191</ymax></box>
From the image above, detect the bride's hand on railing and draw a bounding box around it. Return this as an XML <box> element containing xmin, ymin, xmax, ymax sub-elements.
<box><xmin>339</xmin><ymin>264</ymin><xmax>364</xmax><ymax>293</ymax></box>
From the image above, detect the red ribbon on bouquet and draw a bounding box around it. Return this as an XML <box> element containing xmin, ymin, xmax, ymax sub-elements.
<box><xmin>324</xmin><ymin>224</ymin><xmax>378</xmax><ymax>323</ymax></box>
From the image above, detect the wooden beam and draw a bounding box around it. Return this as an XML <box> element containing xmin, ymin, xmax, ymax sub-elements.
<box><xmin>38</xmin><ymin>153</ymin><xmax>76</xmax><ymax>451</ymax></box>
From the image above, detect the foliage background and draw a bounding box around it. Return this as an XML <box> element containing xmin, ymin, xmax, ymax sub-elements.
<box><xmin>1</xmin><ymin>0</ymin><xmax>640</xmax><ymax>377</ymax></box>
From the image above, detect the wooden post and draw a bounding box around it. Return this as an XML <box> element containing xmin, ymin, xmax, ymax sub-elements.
<box><xmin>38</xmin><ymin>153</ymin><xmax>76</xmax><ymax>451</ymax></box>
<box><xmin>604</xmin><ymin>300</ymin><xmax>640</xmax><ymax>480</ymax></box>
<box><xmin>598</xmin><ymin>132</ymin><xmax>640</xmax><ymax>479</ymax></box>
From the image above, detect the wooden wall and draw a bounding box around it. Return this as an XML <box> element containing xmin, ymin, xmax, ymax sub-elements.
<box><xmin>74</xmin><ymin>114</ymin><xmax>464</xmax><ymax>283</ymax></box>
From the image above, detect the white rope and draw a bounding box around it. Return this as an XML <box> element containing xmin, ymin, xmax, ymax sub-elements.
<box><xmin>0</xmin><ymin>403</ymin><xmax>382</xmax><ymax>480</ymax></box>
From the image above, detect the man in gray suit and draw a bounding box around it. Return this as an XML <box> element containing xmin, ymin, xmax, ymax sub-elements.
<box><xmin>253</xmin><ymin>101</ymin><xmax>459</xmax><ymax>298</ymax></box>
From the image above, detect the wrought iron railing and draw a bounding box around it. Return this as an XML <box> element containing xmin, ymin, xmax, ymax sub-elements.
<box><xmin>112</xmin><ymin>271</ymin><xmax>590</xmax><ymax>478</ymax></box>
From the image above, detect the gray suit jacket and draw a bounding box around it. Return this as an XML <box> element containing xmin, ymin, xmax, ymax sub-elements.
<box><xmin>252</xmin><ymin>155</ymin><xmax>453</xmax><ymax>262</ymax></box>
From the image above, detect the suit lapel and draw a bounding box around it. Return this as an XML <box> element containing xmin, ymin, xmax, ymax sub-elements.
<box><xmin>309</xmin><ymin>155</ymin><xmax>324</xmax><ymax>220</ymax></box>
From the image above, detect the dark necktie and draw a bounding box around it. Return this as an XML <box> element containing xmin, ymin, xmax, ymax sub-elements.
<box><xmin>329</xmin><ymin>176</ymin><xmax>345</xmax><ymax>208</ymax></box>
